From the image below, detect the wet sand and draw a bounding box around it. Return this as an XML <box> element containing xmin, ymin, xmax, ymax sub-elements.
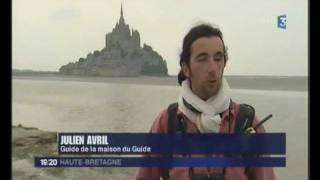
<box><xmin>13</xmin><ymin>74</ymin><xmax>307</xmax><ymax>91</ymax></box>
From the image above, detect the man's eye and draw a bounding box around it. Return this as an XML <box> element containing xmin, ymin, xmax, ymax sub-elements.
<box><xmin>197</xmin><ymin>57</ymin><xmax>207</xmax><ymax>62</ymax></box>
<box><xmin>214</xmin><ymin>54</ymin><xmax>224</xmax><ymax>61</ymax></box>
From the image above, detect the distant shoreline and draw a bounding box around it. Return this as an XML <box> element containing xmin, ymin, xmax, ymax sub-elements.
<box><xmin>12</xmin><ymin>74</ymin><xmax>308</xmax><ymax>92</ymax></box>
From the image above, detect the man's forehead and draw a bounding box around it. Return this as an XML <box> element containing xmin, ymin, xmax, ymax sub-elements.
<box><xmin>191</xmin><ymin>36</ymin><xmax>224</xmax><ymax>54</ymax></box>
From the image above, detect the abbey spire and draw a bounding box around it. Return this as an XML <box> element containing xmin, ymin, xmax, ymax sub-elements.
<box><xmin>121</xmin><ymin>1</ymin><xmax>123</xmax><ymax>17</ymax></box>
<box><xmin>119</xmin><ymin>1</ymin><xmax>125</xmax><ymax>25</ymax></box>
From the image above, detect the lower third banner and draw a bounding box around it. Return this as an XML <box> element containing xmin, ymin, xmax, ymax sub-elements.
<box><xmin>34</xmin><ymin>157</ymin><xmax>286</xmax><ymax>168</ymax></box>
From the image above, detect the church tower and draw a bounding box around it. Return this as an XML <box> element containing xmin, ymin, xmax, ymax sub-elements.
<box><xmin>119</xmin><ymin>1</ymin><xmax>125</xmax><ymax>25</ymax></box>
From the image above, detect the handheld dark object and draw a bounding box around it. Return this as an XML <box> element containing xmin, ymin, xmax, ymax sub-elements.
<box><xmin>245</xmin><ymin>114</ymin><xmax>273</xmax><ymax>134</ymax></box>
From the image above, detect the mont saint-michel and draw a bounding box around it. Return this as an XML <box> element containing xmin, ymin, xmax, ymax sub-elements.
<box><xmin>59</xmin><ymin>4</ymin><xmax>168</xmax><ymax>77</ymax></box>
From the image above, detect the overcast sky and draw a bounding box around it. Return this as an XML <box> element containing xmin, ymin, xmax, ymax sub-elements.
<box><xmin>12</xmin><ymin>0</ymin><xmax>308</xmax><ymax>76</ymax></box>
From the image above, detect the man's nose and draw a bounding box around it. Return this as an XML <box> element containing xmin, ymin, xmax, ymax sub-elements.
<box><xmin>207</xmin><ymin>57</ymin><xmax>218</xmax><ymax>73</ymax></box>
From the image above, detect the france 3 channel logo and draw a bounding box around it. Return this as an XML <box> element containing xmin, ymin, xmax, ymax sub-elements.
<box><xmin>277</xmin><ymin>14</ymin><xmax>287</xmax><ymax>29</ymax></box>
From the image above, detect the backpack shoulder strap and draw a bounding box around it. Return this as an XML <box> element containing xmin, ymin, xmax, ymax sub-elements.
<box><xmin>161</xmin><ymin>102</ymin><xmax>179</xmax><ymax>180</ymax></box>
<box><xmin>234</xmin><ymin>104</ymin><xmax>255</xmax><ymax>133</ymax></box>
<box><xmin>234</xmin><ymin>103</ymin><xmax>256</xmax><ymax>174</ymax></box>
<box><xmin>167</xmin><ymin>102</ymin><xmax>185</xmax><ymax>133</ymax></box>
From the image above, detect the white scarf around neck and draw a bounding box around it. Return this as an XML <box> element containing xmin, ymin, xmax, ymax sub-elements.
<box><xmin>178</xmin><ymin>77</ymin><xmax>231</xmax><ymax>133</ymax></box>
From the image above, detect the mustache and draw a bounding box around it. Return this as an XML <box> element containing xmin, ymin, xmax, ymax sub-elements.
<box><xmin>207</xmin><ymin>75</ymin><xmax>220</xmax><ymax>81</ymax></box>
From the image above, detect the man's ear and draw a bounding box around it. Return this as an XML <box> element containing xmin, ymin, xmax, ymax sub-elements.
<box><xmin>182</xmin><ymin>63</ymin><xmax>190</xmax><ymax>78</ymax></box>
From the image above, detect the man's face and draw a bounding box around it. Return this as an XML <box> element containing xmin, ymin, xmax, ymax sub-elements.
<box><xmin>183</xmin><ymin>36</ymin><xmax>226</xmax><ymax>100</ymax></box>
